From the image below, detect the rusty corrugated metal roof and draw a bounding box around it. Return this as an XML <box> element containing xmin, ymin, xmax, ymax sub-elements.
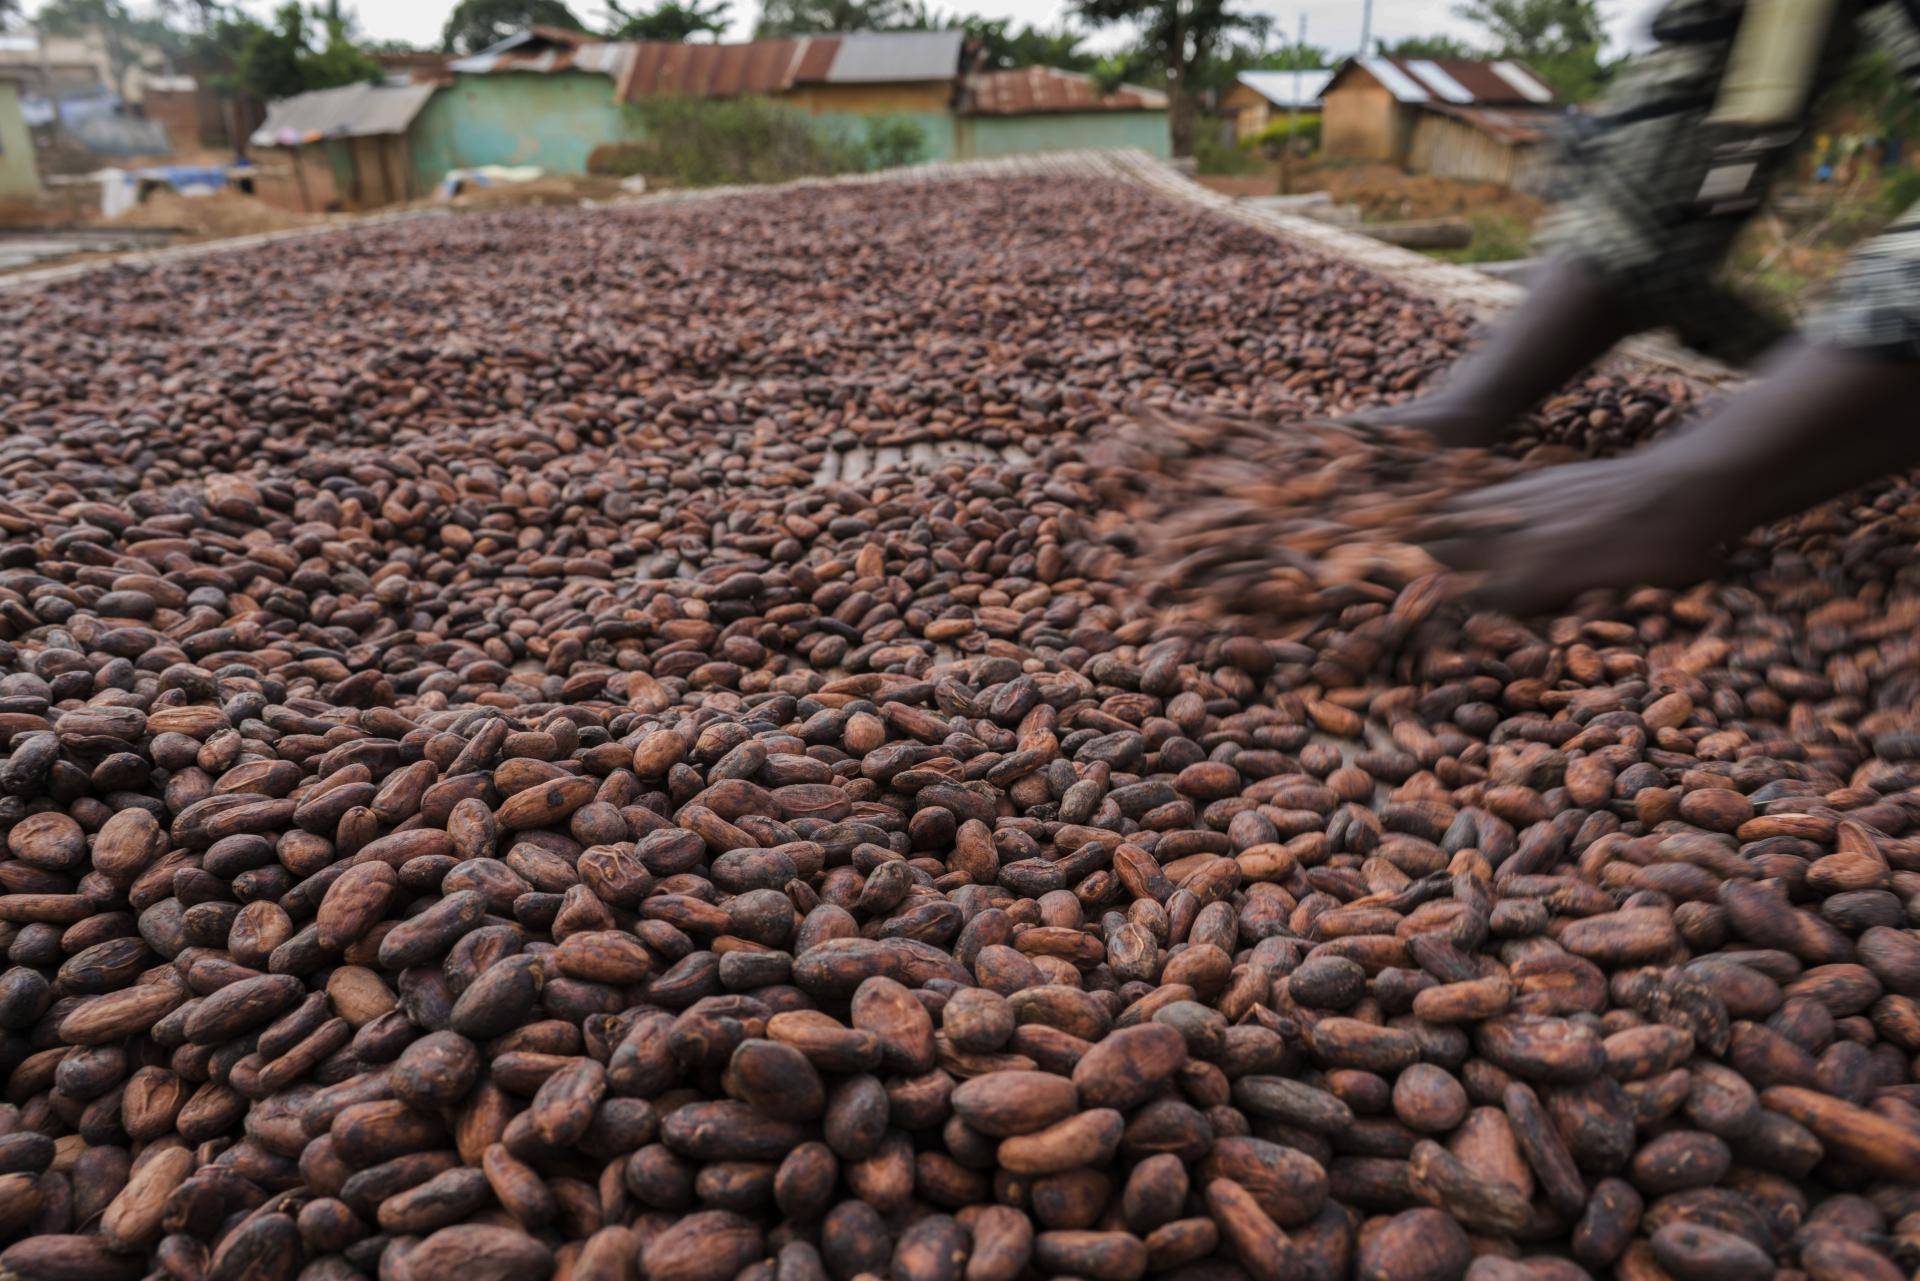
<box><xmin>793</xmin><ymin>38</ymin><xmax>839</xmax><ymax>83</ymax></box>
<box><xmin>452</xmin><ymin>29</ymin><xmax>968</xmax><ymax>101</ymax></box>
<box><xmin>449</xmin><ymin>28</ymin><xmax>630</xmax><ymax>77</ymax></box>
<box><xmin>1333</xmin><ymin>56</ymin><xmax>1556</xmax><ymax>106</ymax></box>
<box><xmin>1423</xmin><ymin>59</ymin><xmax>1550</xmax><ymax>103</ymax></box>
<box><xmin>960</xmin><ymin>67</ymin><xmax>1167</xmax><ymax>115</ymax></box>
<box><xmin>1421</xmin><ymin>102</ymin><xmax>1555</xmax><ymax>145</ymax></box>
<box><xmin>617</xmin><ymin>33</ymin><xmax>973</xmax><ymax>101</ymax></box>
<box><xmin>617</xmin><ymin>37</ymin><xmax>839</xmax><ymax>100</ymax></box>
<box><xmin>374</xmin><ymin>51</ymin><xmax>455</xmax><ymax>85</ymax></box>
<box><xmin>452</xmin><ymin>28</ymin><xmax>974</xmax><ymax>98</ymax></box>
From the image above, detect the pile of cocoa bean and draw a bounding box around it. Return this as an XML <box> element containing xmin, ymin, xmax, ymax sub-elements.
<box><xmin>0</xmin><ymin>174</ymin><xmax>1916</xmax><ymax>1281</ymax></box>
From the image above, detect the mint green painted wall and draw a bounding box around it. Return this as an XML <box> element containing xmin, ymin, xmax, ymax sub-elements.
<box><xmin>812</xmin><ymin>111</ymin><xmax>956</xmax><ymax>162</ymax></box>
<box><xmin>0</xmin><ymin>82</ymin><xmax>40</xmax><ymax>198</ymax></box>
<box><xmin>956</xmin><ymin>111</ymin><xmax>1170</xmax><ymax>160</ymax></box>
<box><xmin>404</xmin><ymin>75</ymin><xmax>1172</xmax><ymax>188</ymax></box>
<box><xmin>409</xmin><ymin>72</ymin><xmax>636</xmax><ymax>190</ymax></box>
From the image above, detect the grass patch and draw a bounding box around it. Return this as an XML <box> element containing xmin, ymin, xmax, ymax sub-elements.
<box><xmin>1430</xmin><ymin>211</ymin><xmax>1534</xmax><ymax>263</ymax></box>
<box><xmin>1195</xmin><ymin>131</ymin><xmax>1266</xmax><ymax>176</ymax></box>
<box><xmin>592</xmin><ymin>97</ymin><xmax>927</xmax><ymax>187</ymax></box>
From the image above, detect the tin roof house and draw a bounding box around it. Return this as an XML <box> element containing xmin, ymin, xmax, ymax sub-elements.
<box><xmin>1319</xmin><ymin>55</ymin><xmax>1561</xmax><ymax>189</ymax></box>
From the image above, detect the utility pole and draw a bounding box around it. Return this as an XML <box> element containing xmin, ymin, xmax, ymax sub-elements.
<box><xmin>1359</xmin><ymin>0</ymin><xmax>1373</xmax><ymax>55</ymax></box>
<box><xmin>1282</xmin><ymin>12</ymin><xmax>1306</xmax><ymax>194</ymax></box>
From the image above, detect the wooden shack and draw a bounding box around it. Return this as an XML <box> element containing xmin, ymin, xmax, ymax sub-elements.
<box><xmin>1220</xmin><ymin>69</ymin><xmax>1330</xmax><ymax>142</ymax></box>
<box><xmin>249</xmin><ymin>81</ymin><xmax>437</xmax><ymax>212</ymax></box>
<box><xmin>1407</xmin><ymin>103</ymin><xmax>1554</xmax><ymax>192</ymax></box>
<box><xmin>1321</xmin><ymin>56</ymin><xmax>1556</xmax><ymax>174</ymax></box>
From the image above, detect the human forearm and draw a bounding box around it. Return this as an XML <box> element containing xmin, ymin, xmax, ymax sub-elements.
<box><xmin>1659</xmin><ymin>341</ymin><xmax>1920</xmax><ymax>527</ymax></box>
<box><xmin>1429</xmin><ymin>257</ymin><xmax>1636</xmax><ymax>420</ymax></box>
<box><xmin>1435</xmin><ymin>340</ymin><xmax>1920</xmax><ymax>612</ymax></box>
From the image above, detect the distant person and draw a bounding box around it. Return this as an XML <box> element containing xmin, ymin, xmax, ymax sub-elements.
<box><xmin>1356</xmin><ymin>0</ymin><xmax>1920</xmax><ymax>611</ymax></box>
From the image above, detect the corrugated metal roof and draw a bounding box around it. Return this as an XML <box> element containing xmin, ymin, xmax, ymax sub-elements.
<box><xmin>1491</xmin><ymin>60</ymin><xmax>1555</xmax><ymax>103</ymax></box>
<box><xmin>374</xmin><ymin>51</ymin><xmax>455</xmax><ymax>85</ymax></box>
<box><xmin>794</xmin><ymin>38</ymin><xmax>840</xmax><ymax>83</ymax></box>
<box><xmin>1335</xmin><ymin>56</ymin><xmax>1556</xmax><ymax>106</ymax></box>
<box><xmin>451</xmin><ymin>29</ymin><xmax>963</xmax><ymax>101</ymax></box>
<box><xmin>453</xmin><ymin>42</ymin><xmax>629</xmax><ymax>75</ymax></box>
<box><xmin>249</xmin><ymin>82</ymin><xmax>436</xmax><ymax>147</ymax></box>
<box><xmin>1359</xmin><ymin>56</ymin><xmax>1429</xmax><ymax>102</ymax></box>
<box><xmin>449</xmin><ymin>27</ymin><xmax>629</xmax><ymax>76</ymax></box>
<box><xmin>1235</xmin><ymin>69</ymin><xmax>1332</xmax><ymax>109</ymax></box>
<box><xmin>961</xmin><ymin>67</ymin><xmax>1166</xmax><ymax>115</ymax></box>
<box><xmin>825</xmin><ymin>30</ymin><xmax>963</xmax><ymax>83</ymax></box>
<box><xmin>1422</xmin><ymin>102</ymin><xmax>1555</xmax><ymax>145</ymax></box>
<box><xmin>615</xmin><ymin>31</ymin><xmax>962</xmax><ymax>100</ymax></box>
<box><xmin>617</xmin><ymin>37</ymin><xmax>832</xmax><ymax>100</ymax></box>
<box><xmin>1405</xmin><ymin>59</ymin><xmax>1473</xmax><ymax>103</ymax></box>
<box><xmin>1430</xmin><ymin>59</ymin><xmax>1548</xmax><ymax>102</ymax></box>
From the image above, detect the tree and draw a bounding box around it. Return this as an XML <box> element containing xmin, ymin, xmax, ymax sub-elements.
<box><xmin>1454</xmin><ymin>0</ymin><xmax>1608</xmax><ymax>100</ymax></box>
<box><xmin>753</xmin><ymin>0</ymin><xmax>920</xmax><ymax>36</ymax></box>
<box><xmin>441</xmin><ymin>0</ymin><xmax>584</xmax><ymax>54</ymax></box>
<box><xmin>1186</xmin><ymin>26</ymin><xmax>1326</xmax><ymax>103</ymax></box>
<box><xmin>1830</xmin><ymin>48</ymin><xmax>1920</xmax><ymax>139</ymax></box>
<box><xmin>1074</xmin><ymin>0</ymin><xmax>1258</xmax><ymax>156</ymax></box>
<box><xmin>1249</xmin><ymin>41</ymin><xmax>1330</xmax><ymax>71</ymax></box>
<box><xmin>605</xmin><ymin>0</ymin><xmax>729</xmax><ymax>41</ymax></box>
<box><xmin>168</xmin><ymin>0</ymin><xmax>227</xmax><ymax>32</ymax></box>
<box><xmin>178</xmin><ymin>12</ymin><xmax>264</xmax><ymax>78</ymax></box>
<box><xmin>301</xmin><ymin>11</ymin><xmax>383</xmax><ymax>86</ymax></box>
<box><xmin>1378</xmin><ymin>33</ymin><xmax>1478</xmax><ymax>59</ymax></box>
<box><xmin>231</xmin><ymin>3</ymin><xmax>380</xmax><ymax>100</ymax></box>
<box><xmin>959</xmin><ymin>16</ymin><xmax>1093</xmax><ymax>73</ymax></box>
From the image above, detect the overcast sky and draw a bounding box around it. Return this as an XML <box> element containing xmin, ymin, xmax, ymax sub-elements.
<box><xmin>217</xmin><ymin>0</ymin><xmax>1669</xmax><ymax>56</ymax></box>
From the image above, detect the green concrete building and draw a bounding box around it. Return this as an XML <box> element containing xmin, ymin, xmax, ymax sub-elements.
<box><xmin>953</xmin><ymin>68</ymin><xmax>1169</xmax><ymax>160</ymax></box>
<box><xmin>398</xmin><ymin>27</ymin><xmax>1168</xmax><ymax>189</ymax></box>
<box><xmin>410</xmin><ymin>34</ymin><xmax>640</xmax><ymax>189</ymax></box>
<box><xmin>0</xmin><ymin>74</ymin><xmax>42</xmax><ymax>199</ymax></box>
<box><xmin>245</xmin><ymin>28</ymin><xmax>1172</xmax><ymax>205</ymax></box>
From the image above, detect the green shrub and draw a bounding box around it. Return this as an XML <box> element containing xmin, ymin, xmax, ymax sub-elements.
<box><xmin>1435</xmin><ymin>211</ymin><xmax>1534</xmax><ymax>264</ymax></box>
<box><xmin>1250</xmin><ymin>113</ymin><xmax>1320</xmax><ymax>153</ymax></box>
<box><xmin>1879</xmin><ymin>165</ymin><xmax>1920</xmax><ymax>218</ymax></box>
<box><xmin>861</xmin><ymin>116</ymin><xmax>928</xmax><ymax>171</ymax></box>
<box><xmin>1195</xmin><ymin>130</ymin><xmax>1264</xmax><ymax>175</ymax></box>
<box><xmin>612</xmin><ymin>96</ymin><xmax>897</xmax><ymax>187</ymax></box>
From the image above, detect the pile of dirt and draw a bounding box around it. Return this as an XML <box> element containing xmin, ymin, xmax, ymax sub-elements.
<box><xmin>1196</xmin><ymin>174</ymin><xmax>1285</xmax><ymax>199</ymax></box>
<box><xmin>109</xmin><ymin>190</ymin><xmax>323</xmax><ymax>238</ymax></box>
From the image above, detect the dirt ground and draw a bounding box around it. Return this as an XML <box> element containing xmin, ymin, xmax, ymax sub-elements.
<box><xmin>433</xmin><ymin>174</ymin><xmax>631</xmax><ymax>209</ymax></box>
<box><xmin>1199</xmin><ymin>161</ymin><xmax>1548</xmax><ymax>264</ymax></box>
<box><xmin>1203</xmin><ymin>162</ymin><xmax>1545</xmax><ymax>227</ymax></box>
<box><xmin>109</xmin><ymin>190</ymin><xmax>325</xmax><ymax>237</ymax></box>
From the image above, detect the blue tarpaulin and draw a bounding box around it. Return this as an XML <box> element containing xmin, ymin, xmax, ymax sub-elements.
<box><xmin>136</xmin><ymin>164</ymin><xmax>238</xmax><ymax>194</ymax></box>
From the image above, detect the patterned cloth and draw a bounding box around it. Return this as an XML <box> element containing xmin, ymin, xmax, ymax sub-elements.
<box><xmin>1538</xmin><ymin>0</ymin><xmax>1920</xmax><ymax>363</ymax></box>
